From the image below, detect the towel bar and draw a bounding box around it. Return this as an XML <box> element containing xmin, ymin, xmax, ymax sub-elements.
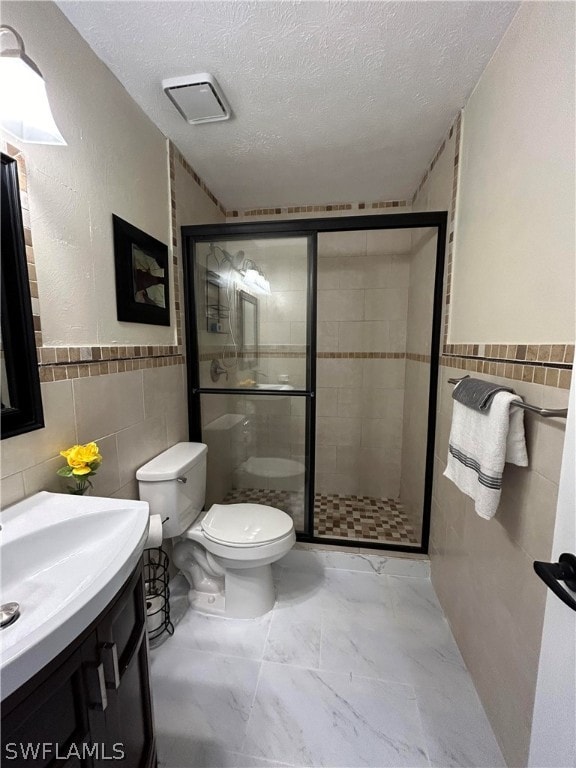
<box><xmin>448</xmin><ymin>376</ymin><xmax>568</xmax><ymax>418</ymax></box>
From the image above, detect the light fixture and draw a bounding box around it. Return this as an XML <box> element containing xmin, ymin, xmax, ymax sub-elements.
<box><xmin>207</xmin><ymin>244</ymin><xmax>271</xmax><ymax>295</ymax></box>
<box><xmin>240</xmin><ymin>262</ymin><xmax>271</xmax><ymax>296</ymax></box>
<box><xmin>0</xmin><ymin>25</ymin><xmax>66</xmax><ymax>145</ymax></box>
<box><xmin>162</xmin><ymin>73</ymin><xmax>231</xmax><ymax>124</ymax></box>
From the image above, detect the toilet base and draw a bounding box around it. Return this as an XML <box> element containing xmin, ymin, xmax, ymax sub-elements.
<box><xmin>188</xmin><ymin>563</ymin><xmax>276</xmax><ymax>619</ymax></box>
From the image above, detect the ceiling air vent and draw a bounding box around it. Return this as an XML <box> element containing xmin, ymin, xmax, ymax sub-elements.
<box><xmin>162</xmin><ymin>73</ymin><xmax>231</xmax><ymax>124</ymax></box>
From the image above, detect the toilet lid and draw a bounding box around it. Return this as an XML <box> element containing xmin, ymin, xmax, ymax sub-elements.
<box><xmin>202</xmin><ymin>503</ymin><xmax>294</xmax><ymax>546</ymax></box>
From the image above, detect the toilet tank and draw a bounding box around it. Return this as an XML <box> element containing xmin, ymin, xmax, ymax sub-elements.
<box><xmin>136</xmin><ymin>443</ymin><xmax>207</xmax><ymax>538</ymax></box>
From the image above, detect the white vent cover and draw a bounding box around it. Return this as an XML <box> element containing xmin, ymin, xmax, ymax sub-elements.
<box><xmin>162</xmin><ymin>73</ymin><xmax>231</xmax><ymax>124</ymax></box>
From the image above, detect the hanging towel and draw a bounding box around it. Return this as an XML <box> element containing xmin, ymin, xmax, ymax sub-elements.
<box><xmin>444</xmin><ymin>391</ymin><xmax>528</xmax><ymax>519</ymax></box>
<box><xmin>452</xmin><ymin>376</ymin><xmax>514</xmax><ymax>412</ymax></box>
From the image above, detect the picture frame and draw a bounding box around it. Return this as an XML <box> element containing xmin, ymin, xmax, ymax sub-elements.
<box><xmin>112</xmin><ymin>214</ymin><xmax>170</xmax><ymax>326</ymax></box>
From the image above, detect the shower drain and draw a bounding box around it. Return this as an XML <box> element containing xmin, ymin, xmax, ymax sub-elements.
<box><xmin>0</xmin><ymin>602</ymin><xmax>20</xmax><ymax>628</ymax></box>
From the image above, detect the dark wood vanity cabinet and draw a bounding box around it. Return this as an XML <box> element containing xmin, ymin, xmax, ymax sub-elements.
<box><xmin>1</xmin><ymin>563</ymin><xmax>156</xmax><ymax>768</ymax></box>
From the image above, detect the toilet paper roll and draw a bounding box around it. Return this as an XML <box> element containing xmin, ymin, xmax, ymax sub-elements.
<box><xmin>145</xmin><ymin>514</ymin><xmax>163</xmax><ymax>549</ymax></box>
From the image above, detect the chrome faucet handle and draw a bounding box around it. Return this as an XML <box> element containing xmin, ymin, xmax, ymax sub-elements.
<box><xmin>210</xmin><ymin>359</ymin><xmax>228</xmax><ymax>382</ymax></box>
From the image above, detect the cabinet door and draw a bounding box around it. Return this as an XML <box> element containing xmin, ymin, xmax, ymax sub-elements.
<box><xmin>1</xmin><ymin>647</ymin><xmax>94</xmax><ymax>768</ymax></box>
<box><xmin>95</xmin><ymin>569</ymin><xmax>155</xmax><ymax>768</ymax></box>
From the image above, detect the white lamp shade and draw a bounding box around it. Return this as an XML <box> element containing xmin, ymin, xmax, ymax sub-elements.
<box><xmin>0</xmin><ymin>56</ymin><xmax>66</xmax><ymax>144</ymax></box>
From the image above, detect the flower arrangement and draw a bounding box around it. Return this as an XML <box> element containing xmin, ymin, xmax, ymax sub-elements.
<box><xmin>57</xmin><ymin>442</ymin><xmax>102</xmax><ymax>495</ymax></box>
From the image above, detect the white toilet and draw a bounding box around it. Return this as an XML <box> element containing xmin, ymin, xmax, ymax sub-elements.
<box><xmin>136</xmin><ymin>442</ymin><xmax>295</xmax><ymax>619</ymax></box>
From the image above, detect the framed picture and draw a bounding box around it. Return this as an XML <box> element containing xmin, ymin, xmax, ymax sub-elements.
<box><xmin>112</xmin><ymin>214</ymin><xmax>170</xmax><ymax>326</ymax></box>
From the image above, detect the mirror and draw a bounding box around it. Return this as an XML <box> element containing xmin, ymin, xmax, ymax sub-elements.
<box><xmin>1</xmin><ymin>153</ymin><xmax>44</xmax><ymax>438</ymax></box>
<box><xmin>238</xmin><ymin>290</ymin><xmax>258</xmax><ymax>366</ymax></box>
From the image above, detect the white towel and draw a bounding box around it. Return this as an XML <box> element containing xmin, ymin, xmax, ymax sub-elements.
<box><xmin>444</xmin><ymin>391</ymin><xmax>528</xmax><ymax>519</ymax></box>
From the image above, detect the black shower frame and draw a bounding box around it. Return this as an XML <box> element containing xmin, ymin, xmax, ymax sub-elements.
<box><xmin>182</xmin><ymin>212</ymin><xmax>447</xmax><ymax>554</ymax></box>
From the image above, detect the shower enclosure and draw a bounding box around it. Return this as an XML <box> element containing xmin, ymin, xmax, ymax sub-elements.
<box><xmin>183</xmin><ymin>214</ymin><xmax>446</xmax><ymax>552</ymax></box>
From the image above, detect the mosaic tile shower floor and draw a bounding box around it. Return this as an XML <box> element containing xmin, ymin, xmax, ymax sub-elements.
<box><xmin>222</xmin><ymin>489</ymin><xmax>418</xmax><ymax>545</ymax></box>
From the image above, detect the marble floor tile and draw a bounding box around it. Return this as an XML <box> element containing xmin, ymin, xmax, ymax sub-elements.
<box><xmin>264</xmin><ymin>609</ymin><xmax>321</xmax><ymax>669</ymax></box>
<box><xmin>151</xmin><ymin>644</ymin><xmax>260</xmax><ymax>756</ymax></box>
<box><xmin>241</xmin><ymin>662</ymin><xmax>429</xmax><ymax>767</ymax></box>
<box><xmin>415</xmin><ymin>682</ymin><xmax>506</xmax><ymax>767</ymax></box>
<box><xmin>234</xmin><ymin>755</ymin><xmax>295</xmax><ymax>768</ymax></box>
<box><xmin>166</xmin><ymin>608</ymin><xmax>272</xmax><ymax>661</ymax></box>
<box><xmin>152</xmin><ymin>548</ymin><xmax>504</xmax><ymax>768</ymax></box>
<box><xmin>319</xmin><ymin>568</ymin><xmax>395</xmax><ymax>622</ymax></box>
<box><xmin>388</xmin><ymin>573</ymin><xmax>447</xmax><ymax>629</ymax></box>
<box><xmin>320</xmin><ymin>612</ymin><xmax>412</xmax><ymax>684</ymax></box>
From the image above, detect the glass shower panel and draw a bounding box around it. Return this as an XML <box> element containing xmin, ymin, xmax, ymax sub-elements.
<box><xmin>200</xmin><ymin>392</ymin><xmax>308</xmax><ymax>534</ymax></box>
<box><xmin>194</xmin><ymin>238</ymin><xmax>309</xmax><ymax>390</ymax></box>
<box><xmin>315</xmin><ymin>228</ymin><xmax>438</xmax><ymax>547</ymax></box>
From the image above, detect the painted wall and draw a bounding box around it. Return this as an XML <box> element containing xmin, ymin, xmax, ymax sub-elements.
<box><xmin>0</xmin><ymin>4</ymin><xmax>223</xmax><ymax>509</ymax></box>
<box><xmin>1</xmin><ymin>0</ymin><xmax>171</xmax><ymax>347</ymax></box>
<box><xmin>451</xmin><ymin>1</ymin><xmax>575</xmax><ymax>344</ymax></box>
<box><xmin>423</xmin><ymin>4</ymin><xmax>574</xmax><ymax>765</ymax></box>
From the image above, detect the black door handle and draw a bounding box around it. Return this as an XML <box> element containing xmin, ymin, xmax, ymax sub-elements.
<box><xmin>533</xmin><ymin>553</ymin><xmax>576</xmax><ymax>612</ymax></box>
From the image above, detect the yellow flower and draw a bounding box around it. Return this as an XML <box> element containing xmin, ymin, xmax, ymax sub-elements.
<box><xmin>72</xmin><ymin>465</ymin><xmax>92</xmax><ymax>476</ymax></box>
<box><xmin>61</xmin><ymin>442</ymin><xmax>102</xmax><ymax>469</ymax></box>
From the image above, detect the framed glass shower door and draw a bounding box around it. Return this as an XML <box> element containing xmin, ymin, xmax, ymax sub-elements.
<box><xmin>185</xmin><ymin>233</ymin><xmax>316</xmax><ymax>537</ymax></box>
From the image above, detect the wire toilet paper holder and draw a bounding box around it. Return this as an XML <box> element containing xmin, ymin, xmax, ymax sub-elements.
<box><xmin>143</xmin><ymin>547</ymin><xmax>174</xmax><ymax>647</ymax></box>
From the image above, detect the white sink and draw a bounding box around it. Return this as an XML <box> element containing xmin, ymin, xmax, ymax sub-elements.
<box><xmin>0</xmin><ymin>491</ymin><xmax>149</xmax><ymax>700</ymax></box>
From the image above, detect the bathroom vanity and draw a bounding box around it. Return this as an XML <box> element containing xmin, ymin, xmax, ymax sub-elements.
<box><xmin>1</xmin><ymin>564</ymin><xmax>155</xmax><ymax>768</ymax></box>
<box><xmin>0</xmin><ymin>492</ymin><xmax>155</xmax><ymax>768</ymax></box>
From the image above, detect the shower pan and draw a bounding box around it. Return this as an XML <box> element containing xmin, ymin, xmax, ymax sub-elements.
<box><xmin>183</xmin><ymin>213</ymin><xmax>446</xmax><ymax>553</ymax></box>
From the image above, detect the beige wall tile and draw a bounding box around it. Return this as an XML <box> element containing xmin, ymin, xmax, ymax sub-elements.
<box><xmin>317</xmin><ymin>256</ymin><xmax>342</xmax><ymax>289</ymax></box>
<box><xmin>338</xmin><ymin>321</ymin><xmax>389</xmax><ymax>353</ymax></box>
<box><xmin>315</xmin><ymin>445</ymin><xmax>337</xmax><ymax>475</ymax></box>
<box><xmin>316</xmin><ymin>388</ymin><xmax>338</xmax><ymax>417</ymax></box>
<box><xmin>318</xmin><ymin>359</ymin><xmax>363</xmax><ymax>388</ymax></box>
<box><xmin>73</xmin><ymin>370</ymin><xmax>145</xmax><ymax>443</ymax></box>
<box><xmin>290</xmin><ymin>321</ymin><xmax>307</xmax><ymax>345</ymax></box>
<box><xmin>143</xmin><ymin>365</ymin><xmax>186</xmax><ymax>420</ymax></box>
<box><xmin>23</xmin><ymin>455</ymin><xmax>69</xmax><ymax>496</ymax></box>
<box><xmin>1</xmin><ymin>380</ymin><xmax>77</xmax><ymax>478</ymax></box>
<box><xmin>317</xmin><ymin>321</ymin><xmax>339</xmax><ymax>352</ymax></box>
<box><xmin>318</xmin><ymin>230</ymin><xmax>366</xmax><ymax>257</ymax></box>
<box><xmin>260</xmin><ymin>321</ymin><xmax>291</xmax><ymax>345</ymax></box>
<box><xmin>364</xmin><ymin>288</ymin><xmax>408</xmax><ymax>321</ymax></box>
<box><xmin>116</xmin><ymin>415</ymin><xmax>168</xmax><ymax>488</ymax></box>
<box><xmin>363</xmin><ymin>359</ymin><xmax>406</xmax><ymax>389</ymax></box>
<box><xmin>111</xmin><ymin>478</ymin><xmax>139</xmax><ymax>501</ymax></box>
<box><xmin>337</xmin><ymin>388</ymin><xmax>363</xmax><ymax>419</ymax></box>
<box><xmin>0</xmin><ymin>473</ymin><xmax>26</xmax><ymax>509</ymax></box>
<box><xmin>316</xmin><ymin>416</ymin><xmax>362</xmax><ymax>447</ymax></box>
<box><xmin>366</xmin><ymin>229</ymin><xmax>411</xmax><ymax>256</ymax></box>
<box><xmin>318</xmin><ymin>289</ymin><xmax>364</xmax><ymax>322</ymax></box>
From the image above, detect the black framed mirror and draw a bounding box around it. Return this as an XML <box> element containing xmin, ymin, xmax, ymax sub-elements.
<box><xmin>1</xmin><ymin>153</ymin><xmax>44</xmax><ymax>439</ymax></box>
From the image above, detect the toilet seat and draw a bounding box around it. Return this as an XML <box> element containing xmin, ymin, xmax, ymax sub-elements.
<box><xmin>201</xmin><ymin>503</ymin><xmax>294</xmax><ymax>547</ymax></box>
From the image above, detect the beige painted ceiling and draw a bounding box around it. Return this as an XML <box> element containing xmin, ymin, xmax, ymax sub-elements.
<box><xmin>57</xmin><ymin>0</ymin><xmax>519</xmax><ymax>209</ymax></box>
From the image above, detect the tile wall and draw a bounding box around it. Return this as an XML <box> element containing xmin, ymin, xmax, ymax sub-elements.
<box><xmin>315</xmin><ymin>229</ymin><xmax>411</xmax><ymax>499</ymax></box>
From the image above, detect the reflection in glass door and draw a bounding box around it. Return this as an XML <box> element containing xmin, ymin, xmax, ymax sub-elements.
<box><xmin>188</xmin><ymin>235</ymin><xmax>315</xmax><ymax>536</ymax></box>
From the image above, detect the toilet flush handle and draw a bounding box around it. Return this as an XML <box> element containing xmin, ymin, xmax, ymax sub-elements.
<box><xmin>177</xmin><ymin>476</ymin><xmax>187</xmax><ymax>483</ymax></box>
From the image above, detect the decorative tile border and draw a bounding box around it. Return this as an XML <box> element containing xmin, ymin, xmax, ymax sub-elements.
<box><xmin>39</xmin><ymin>355</ymin><xmax>185</xmax><ymax>383</ymax></box>
<box><xmin>171</xmin><ymin>144</ymin><xmax>226</xmax><ymax>215</ymax></box>
<box><xmin>406</xmin><ymin>353</ymin><xmax>432</xmax><ymax>364</ymax></box>
<box><xmin>440</xmin><ymin>354</ymin><xmax>571</xmax><ymax>389</ymax></box>
<box><xmin>443</xmin><ymin>343</ymin><xmax>574</xmax><ymax>366</ymax></box>
<box><xmin>4</xmin><ymin>142</ymin><xmax>43</xmax><ymax>350</ymax></box>
<box><xmin>225</xmin><ymin>200</ymin><xmax>409</xmax><ymax>218</ymax></box>
<box><xmin>441</xmin><ymin>342</ymin><xmax>573</xmax><ymax>390</ymax></box>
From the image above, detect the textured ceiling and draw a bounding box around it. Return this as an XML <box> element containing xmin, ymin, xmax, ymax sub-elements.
<box><xmin>57</xmin><ymin>1</ymin><xmax>519</xmax><ymax>209</ymax></box>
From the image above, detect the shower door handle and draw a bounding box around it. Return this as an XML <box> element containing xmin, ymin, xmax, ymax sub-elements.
<box><xmin>533</xmin><ymin>553</ymin><xmax>576</xmax><ymax>612</ymax></box>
